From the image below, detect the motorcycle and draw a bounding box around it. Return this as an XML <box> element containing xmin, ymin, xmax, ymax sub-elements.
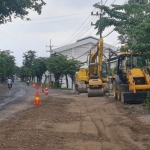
<box><xmin>8</xmin><ymin>83</ymin><xmax>12</xmax><ymax>89</ymax></box>
<box><xmin>26</xmin><ymin>80</ymin><xmax>30</xmax><ymax>86</ymax></box>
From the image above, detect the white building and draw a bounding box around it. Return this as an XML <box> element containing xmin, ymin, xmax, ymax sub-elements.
<box><xmin>49</xmin><ymin>36</ymin><xmax>118</xmax><ymax>89</ymax></box>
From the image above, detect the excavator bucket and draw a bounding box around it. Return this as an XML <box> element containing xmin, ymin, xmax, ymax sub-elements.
<box><xmin>121</xmin><ymin>91</ymin><xmax>147</xmax><ymax>104</ymax></box>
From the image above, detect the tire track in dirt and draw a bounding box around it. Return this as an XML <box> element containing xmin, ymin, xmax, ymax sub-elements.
<box><xmin>96</xmin><ymin>98</ymin><xmax>145</xmax><ymax>149</ymax></box>
<box><xmin>79</xmin><ymin>96</ymin><xmax>147</xmax><ymax>150</ymax></box>
<box><xmin>47</xmin><ymin>94</ymin><xmax>150</xmax><ymax>150</ymax></box>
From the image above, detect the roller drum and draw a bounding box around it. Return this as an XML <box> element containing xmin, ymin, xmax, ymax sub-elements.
<box><xmin>75</xmin><ymin>82</ymin><xmax>87</xmax><ymax>93</ymax></box>
<box><xmin>88</xmin><ymin>88</ymin><xmax>104</xmax><ymax>97</ymax></box>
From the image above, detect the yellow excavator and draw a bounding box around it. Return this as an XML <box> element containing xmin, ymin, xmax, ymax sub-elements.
<box><xmin>112</xmin><ymin>52</ymin><xmax>150</xmax><ymax>103</ymax></box>
<box><xmin>87</xmin><ymin>38</ymin><xmax>108</xmax><ymax>97</ymax></box>
<box><xmin>75</xmin><ymin>38</ymin><xmax>108</xmax><ymax>96</ymax></box>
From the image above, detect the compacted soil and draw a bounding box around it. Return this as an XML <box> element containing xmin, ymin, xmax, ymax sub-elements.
<box><xmin>0</xmin><ymin>86</ymin><xmax>150</xmax><ymax>150</ymax></box>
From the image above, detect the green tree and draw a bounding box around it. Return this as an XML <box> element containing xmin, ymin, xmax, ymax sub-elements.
<box><xmin>0</xmin><ymin>0</ymin><xmax>46</xmax><ymax>24</ymax></box>
<box><xmin>94</xmin><ymin>0</ymin><xmax>150</xmax><ymax>54</ymax></box>
<box><xmin>22</xmin><ymin>50</ymin><xmax>37</xmax><ymax>81</ymax></box>
<box><xmin>47</xmin><ymin>54</ymin><xmax>68</xmax><ymax>87</ymax></box>
<box><xmin>0</xmin><ymin>57</ymin><xmax>6</xmax><ymax>79</ymax></box>
<box><xmin>0</xmin><ymin>51</ymin><xmax>16</xmax><ymax>78</ymax></box>
<box><xmin>23</xmin><ymin>50</ymin><xmax>37</xmax><ymax>68</ymax></box>
<box><xmin>14</xmin><ymin>66</ymin><xmax>21</xmax><ymax>79</ymax></box>
<box><xmin>33</xmin><ymin>57</ymin><xmax>47</xmax><ymax>83</ymax></box>
<box><xmin>47</xmin><ymin>53</ymin><xmax>82</xmax><ymax>88</ymax></box>
<box><xmin>20</xmin><ymin>66</ymin><xmax>30</xmax><ymax>81</ymax></box>
<box><xmin>67</xmin><ymin>59</ymin><xmax>82</xmax><ymax>89</ymax></box>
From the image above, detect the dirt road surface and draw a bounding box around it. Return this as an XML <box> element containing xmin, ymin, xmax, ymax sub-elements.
<box><xmin>0</xmin><ymin>84</ymin><xmax>150</xmax><ymax>150</ymax></box>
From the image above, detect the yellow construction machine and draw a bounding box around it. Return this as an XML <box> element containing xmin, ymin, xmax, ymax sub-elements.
<box><xmin>87</xmin><ymin>38</ymin><xmax>108</xmax><ymax>97</ymax></box>
<box><xmin>75</xmin><ymin>38</ymin><xmax>108</xmax><ymax>95</ymax></box>
<box><xmin>75</xmin><ymin>68</ymin><xmax>88</xmax><ymax>93</ymax></box>
<box><xmin>112</xmin><ymin>52</ymin><xmax>150</xmax><ymax>103</ymax></box>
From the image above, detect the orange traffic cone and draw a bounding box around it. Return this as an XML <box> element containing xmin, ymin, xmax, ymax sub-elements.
<box><xmin>45</xmin><ymin>87</ymin><xmax>48</xmax><ymax>95</ymax></box>
<box><xmin>34</xmin><ymin>91</ymin><xmax>40</xmax><ymax>105</ymax></box>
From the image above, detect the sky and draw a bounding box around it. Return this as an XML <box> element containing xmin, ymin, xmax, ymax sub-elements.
<box><xmin>0</xmin><ymin>0</ymin><xmax>126</xmax><ymax>67</ymax></box>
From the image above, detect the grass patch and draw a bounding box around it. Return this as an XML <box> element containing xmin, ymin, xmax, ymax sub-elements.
<box><xmin>143</xmin><ymin>91</ymin><xmax>150</xmax><ymax>110</ymax></box>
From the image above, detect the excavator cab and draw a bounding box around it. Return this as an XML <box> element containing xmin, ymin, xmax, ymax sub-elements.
<box><xmin>102</xmin><ymin>62</ymin><xmax>107</xmax><ymax>79</ymax></box>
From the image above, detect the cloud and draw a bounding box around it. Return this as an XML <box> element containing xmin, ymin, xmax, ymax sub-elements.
<box><xmin>0</xmin><ymin>0</ymin><xmax>125</xmax><ymax>67</ymax></box>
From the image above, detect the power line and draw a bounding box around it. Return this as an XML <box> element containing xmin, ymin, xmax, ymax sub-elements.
<box><xmin>63</xmin><ymin>17</ymin><xmax>97</xmax><ymax>45</ymax></box>
<box><xmin>19</xmin><ymin>16</ymin><xmax>86</xmax><ymax>25</ymax></box>
<box><xmin>74</xmin><ymin>42</ymin><xmax>99</xmax><ymax>60</ymax></box>
<box><xmin>57</xmin><ymin>15</ymin><xmax>91</xmax><ymax>47</ymax></box>
<box><xmin>104</xmin><ymin>0</ymin><xmax>109</xmax><ymax>5</ymax></box>
<box><xmin>57</xmin><ymin>8</ymin><xmax>97</xmax><ymax>47</ymax></box>
<box><xmin>74</xmin><ymin>50</ymin><xmax>90</xmax><ymax>59</ymax></box>
<box><xmin>14</xmin><ymin>11</ymin><xmax>90</xmax><ymax>22</ymax></box>
<box><xmin>111</xmin><ymin>0</ymin><xmax>116</xmax><ymax>5</ymax></box>
<box><xmin>58</xmin><ymin>16</ymin><xmax>97</xmax><ymax>47</ymax></box>
<box><xmin>103</xmin><ymin>29</ymin><xmax>114</xmax><ymax>38</ymax></box>
<box><xmin>72</xmin><ymin>23</ymin><xmax>95</xmax><ymax>40</ymax></box>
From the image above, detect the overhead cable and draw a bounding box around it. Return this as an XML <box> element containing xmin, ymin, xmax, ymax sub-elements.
<box><xmin>14</xmin><ymin>11</ymin><xmax>90</xmax><ymax>22</ymax></box>
<box><xmin>102</xmin><ymin>29</ymin><xmax>114</xmax><ymax>38</ymax></box>
<box><xmin>57</xmin><ymin>15</ymin><xmax>91</xmax><ymax>47</ymax></box>
<box><xmin>64</xmin><ymin>17</ymin><xmax>97</xmax><ymax>45</ymax></box>
<box><xmin>19</xmin><ymin>16</ymin><xmax>86</xmax><ymax>25</ymax></box>
<box><xmin>58</xmin><ymin>16</ymin><xmax>97</xmax><ymax>47</ymax></box>
<box><xmin>57</xmin><ymin>8</ymin><xmax>97</xmax><ymax>47</ymax></box>
<box><xmin>104</xmin><ymin>0</ymin><xmax>109</xmax><ymax>5</ymax></box>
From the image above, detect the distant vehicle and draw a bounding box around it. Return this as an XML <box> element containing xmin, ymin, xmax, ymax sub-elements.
<box><xmin>8</xmin><ymin>83</ymin><xmax>12</xmax><ymax>89</ymax></box>
<box><xmin>16</xmin><ymin>77</ymin><xmax>21</xmax><ymax>81</ymax></box>
<box><xmin>26</xmin><ymin>80</ymin><xmax>30</xmax><ymax>86</ymax></box>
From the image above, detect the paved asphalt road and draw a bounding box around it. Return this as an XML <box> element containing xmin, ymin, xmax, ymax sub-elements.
<box><xmin>0</xmin><ymin>80</ymin><xmax>71</xmax><ymax>122</ymax></box>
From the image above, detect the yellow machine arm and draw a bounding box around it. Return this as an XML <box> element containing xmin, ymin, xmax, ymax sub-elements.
<box><xmin>88</xmin><ymin>38</ymin><xmax>107</xmax><ymax>97</ymax></box>
<box><xmin>98</xmin><ymin>38</ymin><xmax>104</xmax><ymax>79</ymax></box>
<box><xmin>88</xmin><ymin>38</ymin><xmax>104</xmax><ymax>79</ymax></box>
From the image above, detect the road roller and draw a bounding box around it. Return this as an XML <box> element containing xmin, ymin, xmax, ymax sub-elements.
<box><xmin>75</xmin><ymin>68</ymin><xmax>88</xmax><ymax>93</ymax></box>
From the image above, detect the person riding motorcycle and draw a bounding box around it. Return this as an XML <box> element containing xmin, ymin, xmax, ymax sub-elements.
<box><xmin>26</xmin><ymin>79</ymin><xmax>30</xmax><ymax>86</ymax></box>
<box><xmin>7</xmin><ymin>77</ymin><xmax>12</xmax><ymax>87</ymax></box>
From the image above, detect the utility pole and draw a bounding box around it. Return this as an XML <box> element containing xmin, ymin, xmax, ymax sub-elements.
<box><xmin>91</xmin><ymin>0</ymin><xmax>104</xmax><ymax>38</ymax></box>
<box><xmin>46</xmin><ymin>39</ymin><xmax>53</xmax><ymax>82</ymax></box>
<box><xmin>46</xmin><ymin>39</ymin><xmax>53</xmax><ymax>57</ymax></box>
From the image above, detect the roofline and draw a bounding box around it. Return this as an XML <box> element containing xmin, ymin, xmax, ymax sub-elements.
<box><xmin>76</xmin><ymin>36</ymin><xmax>99</xmax><ymax>42</ymax></box>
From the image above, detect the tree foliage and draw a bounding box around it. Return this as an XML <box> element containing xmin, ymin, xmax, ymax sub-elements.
<box><xmin>0</xmin><ymin>0</ymin><xmax>46</xmax><ymax>24</ymax></box>
<box><xmin>23</xmin><ymin>50</ymin><xmax>37</xmax><ymax>68</ymax></box>
<box><xmin>21</xmin><ymin>50</ymin><xmax>37</xmax><ymax>81</ymax></box>
<box><xmin>0</xmin><ymin>51</ymin><xmax>16</xmax><ymax>79</ymax></box>
<box><xmin>47</xmin><ymin>53</ymin><xmax>82</xmax><ymax>88</ymax></box>
<box><xmin>46</xmin><ymin>54</ymin><xmax>67</xmax><ymax>87</ymax></box>
<box><xmin>21</xmin><ymin>50</ymin><xmax>47</xmax><ymax>83</ymax></box>
<box><xmin>94</xmin><ymin>0</ymin><xmax>150</xmax><ymax>54</ymax></box>
<box><xmin>33</xmin><ymin>57</ymin><xmax>47</xmax><ymax>82</ymax></box>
